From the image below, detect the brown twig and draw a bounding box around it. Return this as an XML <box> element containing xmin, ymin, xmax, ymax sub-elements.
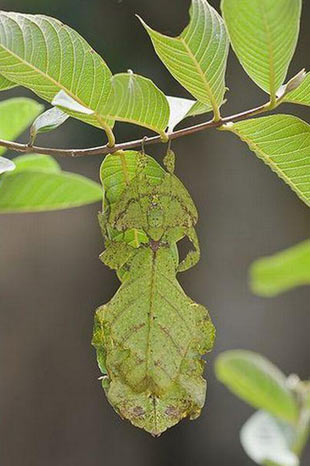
<box><xmin>0</xmin><ymin>101</ymin><xmax>271</xmax><ymax>158</ymax></box>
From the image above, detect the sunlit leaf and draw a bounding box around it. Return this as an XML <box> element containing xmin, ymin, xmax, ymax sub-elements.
<box><xmin>30</xmin><ymin>107</ymin><xmax>69</xmax><ymax>144</ymax></box>
<box><xmin>221</xmin><ymin>115</ymin><xmax>310</xmax><ymax>206</ymax></box>
<box><xmin>140</xmin><ymin>0</ymin><xmax>229</xmax><ymax>119</ymax></box>
<box><xmin>104</xmin><ymin>73</ymin><xmax>169</xmax><ymax>135</ymax></box>
<box><xmin>167</xmin><ymin>96</ymin><xmax>211</xmax><ymax>132</ymax></box>
<box><xmin>0</xmin><ymin>154</ymin><xmax>102</xmax><ymax>212</ymax></box>
<box><xmin>250</xmin><ymin>240</ymin><xmax>310</xmax><ymax>297</ymax></box>
<box><xmin>221</xmin><ymin>0</ymin><xmax>302</xmax><ymax>99</ymax></box>
<box><xmin>0</xmin><ymin>156</ymin><xmax>15</xmax><ymax>174</ymax></box>
<box><xmin>283</xmin><ymin>72</ymin><xmax>310</xmax><ymax>107</ymax></box>
<box><xmin>240</xmin><ymin>411</ymin><xmax>299</xmax><ymax>466</ymax></box>
<box><xmin>52</xmin><ymin>90</ymin><xmax>95</xmax><ymax>115</ymax></box>
<box><xmin>10</xmin><ymin>153</ymin><xmax>60</xmax><ymax>174</ymax></box>
<box><xmin>0</xmin><ymin>11</ymin><xmax>113</xmax><ymax>133</ymax></box>
<box><xmin>0</xmin><ymin>74</ymin><xmax>17</xmax><ymax>91</ymax></box>
<box><xmin>0</xmin><ymin>97</ymin><xmax>43</xmax><ymax>156</ymax></box>
<box><xmin>215</xmin><ymin>350</ymin><xmax>299</xmax><ymax>423</ymax></box>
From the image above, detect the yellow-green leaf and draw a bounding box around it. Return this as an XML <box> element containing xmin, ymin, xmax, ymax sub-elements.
<box><xmin>215</xmin><ymin>350</ymin><xmax>299</xmax><ymax>423</ymax></box>
<box><xmin>250</xmin><ymin>240</ymin><xmax>310</xmax><ymax>297</ymax></box>
<box><xmin>0</xmin><ymin>11</ymin><xmax>113</xmax><ymax>133</ymax></box>
<box><xmin>222</xmin><ymin>115</ymin><xmax>310</xmax><ymax>206</ymax></box>
<box><xmin>221</xmin><ymin>0</ymin><xmax>302</xmax><ymax>99</ymax></box>
<box><xmin>140</xmin><ymin>0</ymin><xmax>229</xmax><ymax>120</ymax></box>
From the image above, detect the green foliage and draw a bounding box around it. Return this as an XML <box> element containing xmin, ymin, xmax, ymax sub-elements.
<box><xmin>250</xmin><ymin>240</ymin><xmax>310</xmax><ymax>297</ymax></box>
<box><xmin>0</xmin><ymin>98</ymin><xmax>43</xmax><ymax>156</ymax></box>
<box><xmin>215</xmin><ymin>350</ymin><xmax>298</xmax><ymax>423</ymax></box>
<box><xmin>0</xmin><ymin>154</ymin><xmax>102</xmax><ymax>212</ymax></box>
<box><xmin>283</xmin><ymin>73</ymin><xmax>310</xmax><ymax>107</ymax></box>
<box><xmin>103</xmin><ymin>73</ymin><xmax>170</xmax><ymax>136</ymax></box>
<box><xmin>222</xmin><ymin>116</ymin><xmax>310</xmax><ymax>206</ymax></box>
<box><xmin>0</xmin><ymin>11</ymin><xmax>113</xmax><ymax>133</ymax></box>
<box><xmin>0</xmin><ymin>74</ymin><xmax>17</xmax><ymax>91</ymax></box>
<box><xmin>221</xmin><ymin>0</ymin><xmax>302</xmax><ymax>101</ymax></box>
<box><xmin>92</xmin><ymin>150</ymin><xmax>215</xmax><ymax>435</ymax></box>
<box><xmin>216</xmin><ymin>351</ymin><xmax>310</xmax><ymax>466</ymax></box>
<box><xmin>140</xmin><ymin>0</ymin><xmax>229</xmax><ymax>121</ymax></box>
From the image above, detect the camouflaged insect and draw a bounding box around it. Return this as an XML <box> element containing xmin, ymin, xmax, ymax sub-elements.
<box><xmin>92</xmin><ymin>150</ymin><xmax>215</xmax><ymax>436</ymax></box>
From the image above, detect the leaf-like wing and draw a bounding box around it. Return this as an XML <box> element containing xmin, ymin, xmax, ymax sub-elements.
<box><xmin>0</xmin><ymin>97</ymin><xmax>43</xmax><ymax>155</ymax></box>
<box><xmin>240</xmin><ymin>411</ymin><xmax>299</xmax><ymax>466</ymax></box>
<box><xmin>0</xmin><ymin>154</ymin><xmax>102</xmax><ymax>212</ymax></box>
<box><xmin>221</xmin><ymin>115</ymin><xmax>310</xmax><ymax>206</ymax></box>
<box><xmin>93</xmin><ymin>246</ymin><xmax>215</xmax><ymax>436</ymax></box>
<box><xmin>104</xmin><ymin>73</ymin><xmax>170</xmax><ymax>135</ymax></box>
<box><xmin>100</xmin><ymin>151</ymin><xmax>165</xmax><ymax>206</ymax></box>
<box><xmin>0</xmin><ymin>11</ymin><xmax>113</xmax><ymax>132</ymax></box>
<box><xmin>221</xmin><ymin>0</ymin><xmax>302</xmax><ymax>99</ymax></box>
<box><xmin>215</xmin><ymin>350</ymin><xmax>298</xmax><ymax>423</ymax></box>
<box><xmin>140</xmin><ymin>0</ymin><xmax>229</xmax><ymax>119</ymax></box>
<box><xmin>250</xmin><ymin>240</ymin><xmax>310</xmax><ymax>297</ymax></box>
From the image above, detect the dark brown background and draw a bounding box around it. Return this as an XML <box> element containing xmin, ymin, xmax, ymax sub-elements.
<box><xmin>0</xmin><ymin>1</ymin><xmax>309</xmax><ymax>465</ymax></box>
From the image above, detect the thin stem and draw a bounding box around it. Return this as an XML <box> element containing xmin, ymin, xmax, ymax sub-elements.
<box><xmin>0</xmin><ymin>100</ymin><xmax>273</xmax><ymax>158</ymax></box>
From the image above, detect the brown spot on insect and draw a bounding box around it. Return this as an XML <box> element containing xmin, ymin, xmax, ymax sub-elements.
<box><xmin>165</xmin><ymin>406</ymin><xmax>179</xmax><ymax>418</ymax></box>
<box><xmin>133</xmin><ymin>406</ymin><xmax>145</xmax><ymax>418</ymax></box>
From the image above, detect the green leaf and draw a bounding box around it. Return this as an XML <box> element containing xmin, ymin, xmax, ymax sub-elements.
<box><xmin>30</xmin><ymin>107</ymin><xmax>69</xmax><ymax>144</ymax></box>
<box><xmin>221</xmin><ymin>0</ymin><xmax>302</xmax><ymax>99</ymax></box>
<box><xmin>241</xmin><ymin>411</ymin><xmax>299</xmax><ymax>466</ymax></box>
<box><xmin>139</xmin><ymin>0</ymin><xmax>229</xmax><ymax>120</ymax></box>
<box><xmin>283</xmin><ymin>72</ymin><xmax>310</xmax><ymax>107</ymax></box>
<box><xmin>0</xmin><ymin>156</ymin><xmax>15</xmax><ymax>174</ymax></box>
<box><xmin>10</xmin><ymin>153</ymin><xmax>60</xmax><ymax>174</ymax></box>
<box><xmin>0</xmin><ymin>74</ymin><xmax>17</xmax><ymax>91</ymax></box>
<box><xmin>167</xmin><ymin>96</ymin><xmax>211</xmax><ymax>132</ymax></box>
<box><xmin>0</xmin><ymin>97</ymin><xmax>43</xmax><ymax>155</ymax></box>
<box><xmin>0</xmin><ymin>154</ymin><xmax>102</xmax><ymax>212</ymax></box>
<box><xmin>215</xmin><ymin>350</ymin><xmax>299</xmax><ymax>423</ymax></box>
<box><xmin>103</xmin><ymin>73</ymin><xmax>169</xmax><ymax>135</ymax></box>
<box><xmin>93</xmin><ymin>246</ymin><xmax>215</xmax><ymax>436</ymax></box>
<box><xmin>0</xmin><ymin>11</ymin><xmax>113</xmax><ymax>134</ymax></box>
<box><xmin>250</xmin><ymin>240</ymin><xmax>310</xmax><ymax>297</ymax></box>
<box><xmin>221</xmin><ymin>115</ymin><xmax>310</xmax><ymax>206</ymax></box>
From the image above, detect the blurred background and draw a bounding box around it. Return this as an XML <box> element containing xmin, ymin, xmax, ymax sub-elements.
<box><xmin>0</xmin><ymin>0</ymin><xmax>309</xmax><ymax>465</ymax></box>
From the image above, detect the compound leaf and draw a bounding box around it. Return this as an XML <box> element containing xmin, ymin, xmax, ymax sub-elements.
<box><xmin>140</xmin><ymin>0</ymin><xmax>229</xmax><ymax>120</ymax></box>
<box><xmin>222</xmin><ymin>115</ymin><xmax>310</xmax><ymax>206</ymax></box>
<box><xmin>221</xmin><ymin>0</ymin><xmax>302</xmax><ymax>99</ymax></box>
<box><xmin>0</xmin><ymin>154</ymin><xmax>102</xmax><ymax>212</ymax></box>
<box><xmin>0</xmin><ymin>97</ymin><xmax>43</xmax><ymax>155</ymax></box>
<box><xmin>215</xmin><ymin>350</ymin><xmax>299</xmax><ymax>423</ymax></box>
<box><xmin>250</xmin><ymin>240</ymin><xmax>310</xmax><ymax>297</ymax></box>
<box><xmin>0</xmin><ymin>11</ymin><xmax>113</xmax><ymax>133</ymax></box>
<box><xmin>241</xmin><ymin>411</ymin><xmax>299</xmax><ymax>466</ymax></box>
<box><xmin>104</xmin><ymin>73</ymin><xmax>169</xmax><ymax>135</ymax></box>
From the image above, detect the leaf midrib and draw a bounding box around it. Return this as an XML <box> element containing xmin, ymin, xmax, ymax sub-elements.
<box><xmin>258</xmin><ymin>0</ymin><xmax>276</xmax><ymax>98</ymax></box>
<box><xmin>0</xmin><ymin>34</ymin><xmax>111</xmax><ymax>130</ymax></box>
<box><xmin>180</xmin><ymin>36</ymin><xmax>219</xmax><ymax>114</ymax></box>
